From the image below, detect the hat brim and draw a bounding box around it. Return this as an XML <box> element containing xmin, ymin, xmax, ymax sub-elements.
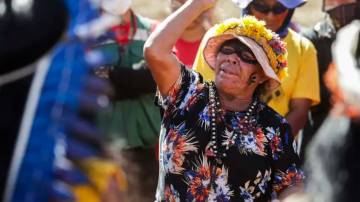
<box><xmin>279</xmin><ymin>0</ymin><xmax>307</xmax><ymax>9</ymax></box>
<box><xmin>234</xmin><ymin>0</ymin><xmax>306</xmax><ymax>9</ymax></box>
<box><xmin>203</xmin><ymin>34</ymin><xmax>280</xmax><ymax>90</ymax></box>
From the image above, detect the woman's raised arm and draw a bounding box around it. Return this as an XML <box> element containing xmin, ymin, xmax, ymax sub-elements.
<box><xmin>143</xmin><ymin>0</ymin><xmax>216</xmax><ymax>95</ymax></box>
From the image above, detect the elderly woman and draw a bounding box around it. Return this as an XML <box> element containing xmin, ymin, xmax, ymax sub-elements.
<box><xmin>194</xmin><ymin>0</ymin><xmax>320</xmax><ymax>138</ymax></box>
<box><xmin>144</xmin><ymin>0</ymin><xmax>303</xmax><ymax>201</ymax></box>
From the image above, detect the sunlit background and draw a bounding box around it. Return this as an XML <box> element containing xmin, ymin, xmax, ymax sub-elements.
<box><xmin>132</xmin><ymin>0</ymin><xmax>325</xmax><ymax>28</ymax></box>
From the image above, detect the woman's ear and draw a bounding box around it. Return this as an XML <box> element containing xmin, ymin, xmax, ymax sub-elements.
<box><xmin>259</xmin><ymin>77</ymin><xmax>269</xmax><ymax>84</ymax></box>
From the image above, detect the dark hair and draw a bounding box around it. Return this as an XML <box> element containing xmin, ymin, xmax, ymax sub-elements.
<box><xmin>254</xmin><ymin>81</ymin><xmax>272</xmax><ymax>102</ymax></box>
<box><xmin>219</xmin><ymin>39</ymin><xmax>251</xmax><ymax>52</ymax></box>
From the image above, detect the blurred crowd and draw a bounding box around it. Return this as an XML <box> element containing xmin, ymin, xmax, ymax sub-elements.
<box><xmin>0</xmin><ymin>0</ymin><xmax>359</xmax><ymax>201</ymax></box>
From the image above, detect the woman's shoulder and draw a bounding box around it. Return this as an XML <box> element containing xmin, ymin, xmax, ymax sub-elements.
<box><xmin>258</xmin><ymin>102</ymin><xmax>289</xmax><ymax>126</ymax></box>
<box><xmin>179</xmin><ymin>64</ymin><xmax>205</xmax><ymax>87</ymax></box>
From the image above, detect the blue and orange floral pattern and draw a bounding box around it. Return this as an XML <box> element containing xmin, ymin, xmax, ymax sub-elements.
<box><xmin>185</xmin><ymin>156</ymin><xmax>212</xmax><ymax>202</ymax></box>
<box><xmin>165</xmin><ymin>185</ymin><xmax>181</xmax><ymax>202</ymax></box>
<box><xmin>155</xmin><ymin>66</ymin><xmax>303</xmax><ymax>201</ymax></box>
<box><xmin>163</xmin><ymin>123</ymin><xmax>198</xmax><ymax>174</ymax></box>
<box><xmin>238</xmin><ymin>169</ymin><xmax>272</xmax><ymax>202</ymax></box>
<box><xmin>265</xmin><ymin>126</ymin><xmax>284</xmax><ymax>160</ymax></box>
<box><xmin>273</xmin><ymin>164</ymin><xmax>304</xmax><ymax>193</ymax></box>
<box><xmin>208</xmin><ymin>166</ymin><xmax>233</xmax><ymax>202</ymax></box>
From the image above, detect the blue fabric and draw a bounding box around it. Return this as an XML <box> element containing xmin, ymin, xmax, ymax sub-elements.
<box><xmin>6</xmin><ymin>0</ymin><xmax>124</xmax><ymax>201</ymax></box>
<box><xmin>54</xmin><ymin>168</ymin><xmax>90</xmax><ymax>185</ymax></box>
<box><xmin>277</xmin><ymin>0</ymin><xmax>306</xmax><ymax>9</ymax></box>
<box><xmin>236</xmin><ymin>0</ymin><xmax>306</xmax><ymax>9</ymax></box>
<box><xmin>10</xmin><ymin>41</ymin><xmax>89</xmax><ymax>202</ymax></box>
<box><xmin>49</xmin><ymin>181</ymin><xmax>76</xmax><ymax>201</ymax></box>
<box><xmin>63</xmin><ymin>0</ymin><xmax>100</xmax><ymax>39</ymax></box>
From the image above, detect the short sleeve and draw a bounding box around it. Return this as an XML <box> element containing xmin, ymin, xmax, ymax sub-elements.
<box><xmin>291</xmin><ymin>37</ymin><xmax>320</xmax><ymax>106</ymax></box>
<box><xmin>270</xmin><ymin>121</ymin><xmax>304</xmax><ymax>193</ymax></box>
<box><xmin>156</xmin><ymin>64</ymin><xmax>203</xmax><ymax>111</ymax></box>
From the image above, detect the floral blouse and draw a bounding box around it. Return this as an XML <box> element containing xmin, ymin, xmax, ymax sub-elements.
<box><xmin>155</xmin><ymin>66</ymin><xmax>303</xmax><ymax>202</ymax></box>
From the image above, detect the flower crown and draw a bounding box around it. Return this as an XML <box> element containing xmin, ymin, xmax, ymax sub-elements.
<box><xmin>213</xmin><ymin>16</ymin><xmax>288</xmax><ymax>80</ymax></box>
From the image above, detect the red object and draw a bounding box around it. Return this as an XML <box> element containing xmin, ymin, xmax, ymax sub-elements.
<box><xmin>173</xmin><ymin>38</ymin><xmax>201</xmax><ymax>68</ymax></box>
<box><xmin>111</xmin><ymin>23</ymin><xmax>131</xmax><ymax>45</ymax></box>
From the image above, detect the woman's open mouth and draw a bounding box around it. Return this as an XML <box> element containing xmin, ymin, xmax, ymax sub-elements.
<box><xmin>219</xmin><ymin>63</ymin><xmax>237</xmax><ymax>76</ymax></box>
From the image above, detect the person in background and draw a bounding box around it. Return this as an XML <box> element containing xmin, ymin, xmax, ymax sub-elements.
<box><xmin>283</xmin><ymin>20</ymin><xmax>360</xmax><ymax>202</ymax></box>
<box><xmin>170</xmin><ymin>0</ymin><xmax>214</xmax><ymax>67</ymax></box>
<box><xmin>144</xmin><ymin>0</ymin><xmax>303</xmax><ymax>201</ymax></box>
<box><xmin>193</xmin><ymin>0</ymin><xmax>320</xmax><ymax>139</ymax></box>
<box><xmin>98</xmin><ymin>1</ymin><xmax>213</xmax><ymax>184</ymax></box>
<box><xmin>300</xmin><ymin>0</ymin><xmax>360</xmax><ymax>165</ymax></box>
<box><xmin>305</xmin><ymin>20</ymin><xmax>360</xmax><ymax>202</ymax></box>
<box><xmin>94</xmin><ymin>0</ymin><xmax>160</xmax><ymax>201</ymax></box>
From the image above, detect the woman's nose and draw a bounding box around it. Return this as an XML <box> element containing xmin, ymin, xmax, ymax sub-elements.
<box><xmin>226</xmin><ymin>55</ymin><xmax>239</xmax><ymax>66</ymax></box>
<box><xmin>265</xmin><ymin>12</ymin><xmax>276</xmax><ymax>20</ymax></box>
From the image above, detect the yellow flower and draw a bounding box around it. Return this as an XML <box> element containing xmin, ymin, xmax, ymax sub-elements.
<box><xmin>259</xmin><ymin>37</ymin><xmax>267</xmax><ymax>46</ymax></box>
<box><xmin>278</xmin><ymin>68</ymin><xmax>288</xmax><ymax>81</ymax></box>
<box><xmin>269</xmin><ymin>55</ymin><xmax>278</xmax><ymax>69</ymax></box>
<box><xmin>264</xmin><ymin>33</ymin><xmax>272</xmax><ymax>41</ymax></box>
<box><xmin>235</xmin><ymin>26</ymin><xmax>243</xmax><ymax>35</ymax></box>
<box><xmin>212</xmin><ymin>16</ymin><xmax>288</xmax><ymax>77</ymax></box>
<box><xmin>277</xmin><ymin>54</ymin><xmax>285</xmax><ymax>62</ymax></box>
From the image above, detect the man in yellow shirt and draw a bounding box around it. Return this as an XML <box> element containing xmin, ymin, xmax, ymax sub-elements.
<box><xmin>194</xmin><ymin>0</ymin><xmax>320</xmax><ymax>137</ymax></box>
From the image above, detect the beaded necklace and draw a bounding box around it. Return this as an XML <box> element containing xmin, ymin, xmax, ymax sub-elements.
<box><xmin>208</xmin><ymin>82</ymin><xmax>258</xmax><ymax>164</ymax></box>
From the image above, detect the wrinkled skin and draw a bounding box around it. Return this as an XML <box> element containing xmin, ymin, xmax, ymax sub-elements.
<box><xmin>214</xmin><ymin>44</ymin><xmax>267</xmax><ymax>100</ymax></box>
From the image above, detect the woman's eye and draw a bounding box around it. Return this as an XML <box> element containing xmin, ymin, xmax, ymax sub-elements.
<box><xmin>221</xmin><ymin>47</ymin><xmax>235</xmax><ymax>54</ymax></box>
<box><xmin>241</xmin><ymin>52</ymin><xmax>255</xmax><ymax>60</ymax></box>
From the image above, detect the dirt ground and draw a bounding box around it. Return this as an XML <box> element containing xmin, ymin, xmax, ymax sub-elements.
<box><xmin>132</xmin><ymin>0</ymin><xmax>325</xmax><ymax>28</ymax></box>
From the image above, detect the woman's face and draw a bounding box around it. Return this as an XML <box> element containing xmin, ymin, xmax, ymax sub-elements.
<box><xmin>214</xmin><ymin>40</ymin><xmax>266</xmax><ymax>96</ymax></box>
<box><xmin>249</xmin><ymin>0</ymin><xmax>289</xmax><ymax>32</ymax></box>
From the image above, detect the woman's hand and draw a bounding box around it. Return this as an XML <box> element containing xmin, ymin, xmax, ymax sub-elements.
<box><xmin>194</xmin><ymin>0</ymin><xmax>218</xmax><ymax>12</ymax></box>
<box><xmin>144</xmin><ymin>0</ymin><xmax>218</xmax><ymax>95</ymax></box>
